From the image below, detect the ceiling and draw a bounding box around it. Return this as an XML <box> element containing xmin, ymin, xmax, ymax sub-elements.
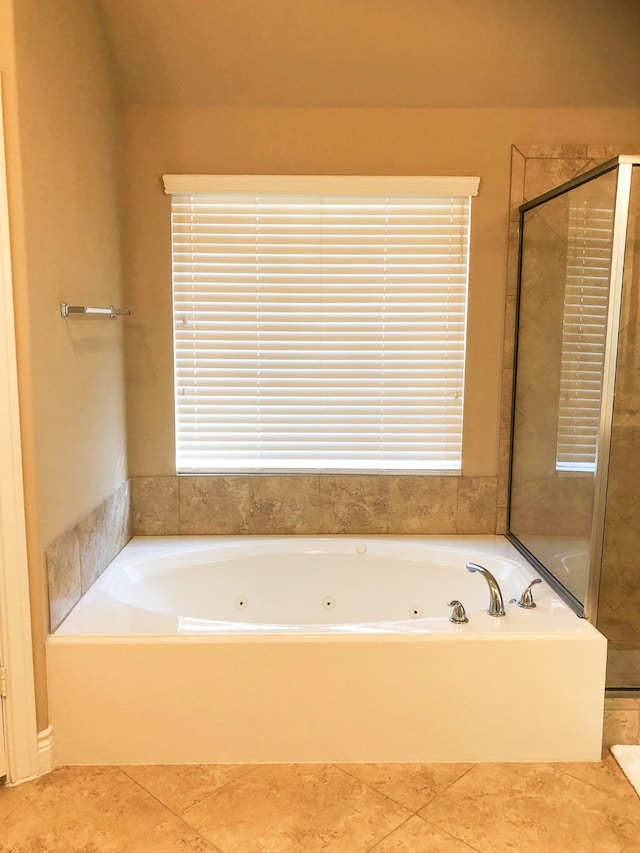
<box><xmin>96</xmin><ymin>0</ymin><xmax>640</xmax><ymax>109</ymax></box>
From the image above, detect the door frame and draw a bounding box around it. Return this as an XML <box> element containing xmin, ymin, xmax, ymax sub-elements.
<box><xmin>0</xmin><ymin>76</ymin><xmax>40</xmax><ymax>784</ymax></box>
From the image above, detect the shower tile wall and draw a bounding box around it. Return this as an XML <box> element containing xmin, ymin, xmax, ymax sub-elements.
<box><xmin>502</xmin><ymin>145</ymin><xmax>640</xmax><ymax>690</ymax></box>
<box><xmin>599</xmin><ymin>168</ymin><xmax>640</xmax><ymax>688</ymax></box>
<box><xmin>500</xmin><ymin>145</ymin><xmax>623</xmax><ymax>535</ymax></box>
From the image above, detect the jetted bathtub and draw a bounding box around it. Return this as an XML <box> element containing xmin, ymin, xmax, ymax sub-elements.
<box><xmin>46</xmin><ymin>535</ymin><xmax>606</xmax><ymax>765</ymax></box>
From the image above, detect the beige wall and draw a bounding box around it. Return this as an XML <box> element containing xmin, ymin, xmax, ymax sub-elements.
<box><xmin>122</xmin><ymin>106</ymin><xmax>640</xmax><ymax>480</ymax></box>
<box><xmin>6</xmin><ymin>0</ymin><xmax>127</xmax><ymax>729</ymax></box>
<box><xmin>98</xmin><ymin>0</ymin><xmax>640</xmax><ymax>111</ymax></box>
<box><xmin>0</xmin><ymin>0</ymin><xmax>639</xmax><ymax>736</ymax></box>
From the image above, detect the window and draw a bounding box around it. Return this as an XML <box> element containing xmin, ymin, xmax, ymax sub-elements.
<box><xmin>164</xmin><ymin>175</ymin><xmax>479</xmax><ymax>474</ymax></box>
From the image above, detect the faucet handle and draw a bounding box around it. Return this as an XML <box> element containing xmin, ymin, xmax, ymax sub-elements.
<box><xmin>511</xmin><ymin>578</ymin><xmax>542</xmax><ymax>609</ymax></box>
<box><xmin>448</xmin><ymin>600</ymin><xmax>469</xmax><ymax>624</ymax></box>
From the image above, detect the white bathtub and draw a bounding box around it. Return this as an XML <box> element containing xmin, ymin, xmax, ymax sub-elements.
<box><xmin>47</xmin><ymin>535</ymin><xmax>607</xmax><ymax>765</ymax></box>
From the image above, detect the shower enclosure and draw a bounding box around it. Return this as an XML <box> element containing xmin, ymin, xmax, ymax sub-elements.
<box><xmin>509</xmin><ymin>155</ymin><xmax>640</xmax><ymax>691</ymax></box>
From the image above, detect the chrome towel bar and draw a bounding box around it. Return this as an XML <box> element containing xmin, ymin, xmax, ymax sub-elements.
<box><xmin>60</xmin><ymin>302</ymin><xmax>130</xmax><ymax>319</ymax></box>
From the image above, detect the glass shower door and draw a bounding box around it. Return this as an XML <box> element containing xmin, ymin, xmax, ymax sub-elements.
<box><xmin>597</xmin><ymin>165</ymin><xmax>640</xmax><ymax>688</ymax></box>
<box><xmin>509</xmin><ymin>168</ymin><xmax>618</xmax><ymax>612</ymax></box>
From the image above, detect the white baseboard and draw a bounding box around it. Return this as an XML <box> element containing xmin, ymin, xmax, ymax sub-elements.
<box><xmin>6</xmin><ymin>726</ymin><xmax>55</xmax><ymax>786</ymax></box>
<box><xmin>36</xmin><ymin>725</ymin><xmax>55</xmax><ymax>776</ymax></box>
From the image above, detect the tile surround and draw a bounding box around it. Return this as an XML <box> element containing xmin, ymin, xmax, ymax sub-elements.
<box><xmin>45</xmin><ymin>467</ymin><xmax>502</xmax><ymax>634</ymax></box>
<box><xmin>46</xmin><ymin>480</ymin><xmax>131</xmax><ymax>631</ymax></box>
<box><xmin>130</xmin><ymin>474</ymin><xmax>499</xmax><ymax>536</ymax></box>
<box><xmin>45</xmin><ymin>526</ymin><xmax>82</xmax><ymax>634</ymax></box>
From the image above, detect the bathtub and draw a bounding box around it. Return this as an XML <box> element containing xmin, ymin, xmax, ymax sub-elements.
<box><xmin>46</xmin><ymin>535</ymin><xmax>607</xmax><ymax>764</ymax></box>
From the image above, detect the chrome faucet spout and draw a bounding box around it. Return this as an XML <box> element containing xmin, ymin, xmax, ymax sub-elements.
<box><xmin>466</xmin><ymin>562</ymin><xmax>506</xmax><ymax>617</ymax></box>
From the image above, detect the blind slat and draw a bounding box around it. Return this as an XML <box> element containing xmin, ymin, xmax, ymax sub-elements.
<box><xmin>171</xmin><ymin>188</ymin><xmax>471</xmax><ymax>473</ymax></box>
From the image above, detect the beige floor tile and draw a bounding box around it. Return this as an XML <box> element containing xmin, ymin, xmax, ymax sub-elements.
<box><xmin>121</xmin><ymin>764</ymin><xmax>257</xmax><ymax>812</ymax></box>
<box><xmin>369</xmin><ymin>814</ymin><xmax>479</xmax><ymax>852</ymax></box>
<box><xmin>124</xmin><ymin>816</ymin><xmax>222</xmax><ymax>852</ymax></box>
<box><xmin>419</xmin><ymin>763</ymin><xmax>640</xmax><ymax>853</ymax></box>
<box><xmin>607</xmin><ymin>650</ymin><xmax>640</xmax><ymax>689</ymax></box>
<box><xmin>603</xmin><ymin>708</ymin><xmax>640</xmax><ymax>747</ymax></box>
<box><xmin>0</xmin><ymin>766</ymin><xmax>172</xmax><ymax>852</ymax></box>
<box><xmin>336</xmin><ymin>762</ymin><xmax>474</xmax><ymax>811</ymax></box>
<box><xmin>606</xmin><ymin>698</ymin><xmax>640</xmax><ymax>711</ymax></box>
<box><xmin>181</xmin><ymin>763</ymin><xmax>410</xmax><ymax>853</ymax></box>
<box><xmin>551</xmin><ymin>751</ymin><xmax>640</xmax><ymax>800</ymax></box>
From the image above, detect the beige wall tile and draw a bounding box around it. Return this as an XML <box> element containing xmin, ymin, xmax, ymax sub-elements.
<box><xmin>587</xmin><ymin>144</ymin><xmax>639</xmax><ymax>159</ymax></box>
<box><xmin>518</xmin><ymin>144</ymin><xmax>589</xmax><ymax>159</ymax></box>
<box><xmin>499</xmin><ymin>367</ymin><xmax>514</xmax><ymax>441</ymax></box>
<box><xmin>105</xmin><ymin>479</ymin><xmax>132</xmax><ymax>561</ymax></box>
<box><xmin>317</xmin><ymin>476</ymin><xmax>388</xmax><ymax>534</ymax></box>
<box><xmin>46</xmin><ymin>528</ymin><xmax>82</xmax><ymax>632</ymax></box>
<box><xmin>132</xmin><ymin>476</ymin><xmax>179</xmax><ymax>535</ymax></box>
<box><xmin>248</xmin><ymin>476</ymin><xmax>318</xmax><ymax>534</ymax></box>
<box><xmin>387</xmin><ymin>476</ymin><xmax>457</xmax><ymax>534</ymax></box>
<box><xmin>523</xmin><ymin>157</ymin><xmax>593</xmax><ymax>204</ymax></box>
<box><xmin>495</xmin><ymin>507</ymin><xmax>508</xmax><ymax>536</ymax></box>
<box><xmin>509</xmin><ymin>146</ymin><xmax>526</xmax><ymax>221</ymax></box>
<box><xmin>78</xmin><ymin>481</ymin><xmax>132</xmax><ymax>593</ymax></box>
<box><xmin>496</xmin><ymin>438</ymin><xmax>511</xmax><ymax>511</ymax></box>
<box><xmin>456</xmin><ymin>477</ymin><xmax>498</xmax><ymax>534</ymax></box>
<box><xmin>77</xmin><ymin>500</ymin><xmax>110</xmax><ymax>594</ymax></box>
<box><xmin>179</xmin><ymin>476</ymin><xmax>249</xmax><ymax>534</ymax></box>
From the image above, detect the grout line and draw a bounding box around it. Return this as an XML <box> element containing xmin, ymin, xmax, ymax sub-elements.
<box><xmin>159</xmin><ymin>813</ymin><xmax>226</xmax><ymax>853</ymax></box>
<box><xmin>118</xmin><ymin>763</ymin><xmax>262</xmax><ymax>818</ymax></box>
<box><xmin>117</xmin><ymin>764</ymin><xmax>184</xmax><ymax>819</ymax></box>
<box><xmin>177</xmin><ymin>475</ymin><xmax>183</xmax><ymax>535</ymax></box>
<box><xmin>330</xmin><ymin>762</ymin><xmax>478</xmax><ymax>816</ymax></box>
<box><xmin>330</xmin><ymin>763</ymin><xmax>416</xmax><ymax>814</ymax></box>
<box><xmin>178</xmin><ymin>765</ymin><xmax>262</xmax><ymax>814</ymax></box>
<box><xmin>420</xmin><ymin>762</ymin><xmax>477</xmax><ymax>809</ymax></box>
<box><xmin>420</xmin><ymin>813</ymin><xmax>485</xmax><ymax>853</ymax></box>
<box><xmin>553</xmin><ymin>756</ymin><xmax>640</xmax><ymax>802</ymax></box>
<box><xmin>362</xmin><ymin>812</ymin><xmax>414</xmax><ymax>853</ymax></box>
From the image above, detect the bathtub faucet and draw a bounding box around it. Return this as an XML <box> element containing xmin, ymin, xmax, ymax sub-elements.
<box><xmin>466</xmin><ymin>562</ymin><xmax>506</xmax><ymax>617</ymax></box>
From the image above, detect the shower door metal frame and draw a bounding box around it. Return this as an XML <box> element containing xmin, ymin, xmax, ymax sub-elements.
<box><xmin>507</xmin><ymin>155</ymin><xmax>640</xmax><ymax>622</ymax></box>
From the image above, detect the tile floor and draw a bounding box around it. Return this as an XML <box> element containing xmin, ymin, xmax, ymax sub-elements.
<box><xmin>1</xmin><ymin>751</ymin><xmax>640</xmax><ymax>853</ymax></box>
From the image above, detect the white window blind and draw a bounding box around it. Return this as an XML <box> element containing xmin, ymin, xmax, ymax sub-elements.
<box><xmin>164</xmin><ymin>175</ymin><xmax>478</xmax><ymax>474</ymax></box>
<box><xmin>556</xmin><ymin>199</ymin><xmax>614</xmax><ymax>472</ymax></box>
